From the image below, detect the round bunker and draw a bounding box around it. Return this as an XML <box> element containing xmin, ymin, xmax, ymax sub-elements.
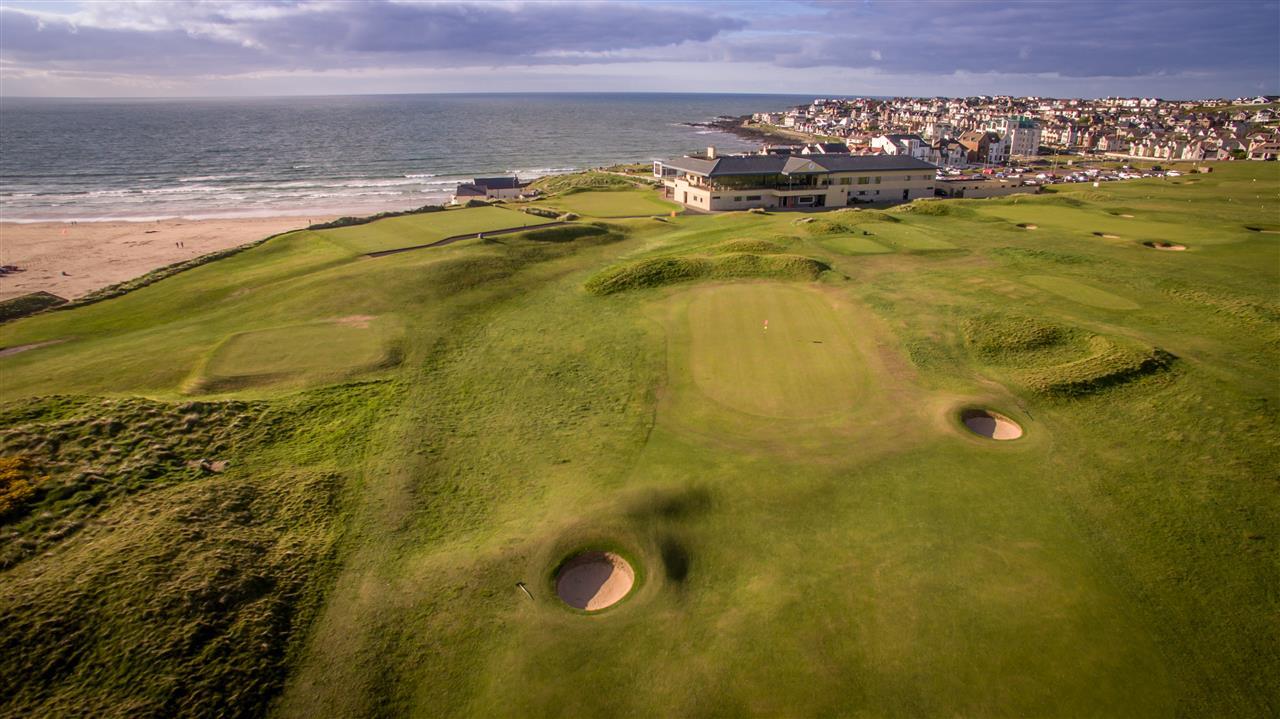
<box><xmin>1143</xmin><ymin>241</ymin><xmax>1187</xmax><ymax>251</ymax></box>
<box><xmin>555</xmin><ymin>551</ymin><xmax>635</xmax><ymax>611</ymax></box>
<box><xmin>961</xmin><ymin>409</ymin><xmax>1024</xmax><ymax>441</ymax></box>
<box><xmin>1017</xmin><ymin>223</ymin><xmax>1038</xmax><ymax>230</ymax></box>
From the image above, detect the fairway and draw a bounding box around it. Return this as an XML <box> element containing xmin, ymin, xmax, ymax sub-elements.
<box><xmin>1024</xmin><ymin>274</ymin><xmax>1141</xmax><ymax>310</ymax></box>
<box><xmin>545</xmin><ymin>188</ymin><xmax>679</xmax><ymax>217</ymax></box>
<box><xmin>201</xmin><ymin>317</ymin><xmax>394</xmax><ymax>388</ymax></box>
<box><xmin>685</xmin><ymin>283</ymin><xmax>863</xmax><ymax>419</ymax></box>
<box><xmin>323</xmin><ymin>205</ymin><xmax>554</xmax><ymax>254</ymax></box>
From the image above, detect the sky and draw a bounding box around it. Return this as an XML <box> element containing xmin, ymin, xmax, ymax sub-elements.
<box><xmin>1</xmin><ymin>0</ymin><xmax>1277</xmax><ymax>99</ymax></box>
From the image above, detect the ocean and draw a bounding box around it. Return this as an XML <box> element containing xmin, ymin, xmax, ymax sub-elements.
<box><xmin>0</xmin><ymin>93</ymin><xmax>815</xmax><ymax>223</ymax></box>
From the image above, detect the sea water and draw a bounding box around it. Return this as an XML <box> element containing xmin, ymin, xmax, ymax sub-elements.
<box><xmin>0</xmin><ymin>93</ymin><xmax>813</xmax><ymax>222</ymax></box>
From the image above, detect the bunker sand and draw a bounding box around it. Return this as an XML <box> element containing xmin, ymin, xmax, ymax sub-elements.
<box><xmin>556</xmin><ymin>552</ymin><xmax>634</xmax><ymax>611</ymax></box>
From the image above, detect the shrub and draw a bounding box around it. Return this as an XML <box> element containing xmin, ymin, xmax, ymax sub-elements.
<box><xmin>521</xmin><ymin>206</ymin><xmax>561</xmax><ymax>219</ymax></box>
<box><xmin>307</xmin><ymin>203</ymin><xmax>445</xmax><ymax>230</ymax></box>
<box><xmin>0</xmin><ymin>455</ymin><xmax>43</xmax><ymax>520</ymax></box>
<box><xmin>0</xmin><ymin>291</ymin><xmax>67</xmax><ymax>324</ymax></box>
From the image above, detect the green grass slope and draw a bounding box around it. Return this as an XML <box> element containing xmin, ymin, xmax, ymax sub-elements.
<box><xmin>0</xmin><ymin>162</ymin><xmax>1277</xmax><ymax>718</ymax></box>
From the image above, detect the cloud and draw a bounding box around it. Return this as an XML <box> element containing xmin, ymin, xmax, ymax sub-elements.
<box><xmin>0</xmin><ymin>0</ymin><xmax>1276</xmax><ymax>96</ymax></box>
<box><xmin>0</xmin><ymin>1</ymin><xmax>747</xmax><ymax>75</ymax></box>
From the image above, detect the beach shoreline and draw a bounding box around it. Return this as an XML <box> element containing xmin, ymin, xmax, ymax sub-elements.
<box><xmin>0</xmin><ymin>216</ymin><xmax>332</xmax><ymax>301</ymax></box>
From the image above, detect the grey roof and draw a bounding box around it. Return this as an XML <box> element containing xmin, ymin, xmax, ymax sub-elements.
<box><xmin>662</xmin><ymin>153</ymin><xmax>935</xmax><ymax>177</ymax></box>
<box><xmin>473</xmin><ymin>176</ymin><xmax>522</xmax><ymax>190</ymax></box>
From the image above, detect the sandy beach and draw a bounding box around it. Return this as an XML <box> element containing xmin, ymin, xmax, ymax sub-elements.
<box><xmin>0</xmin><ymin>216</ymin><xmax>329</xmax><ymax>301</ymax></box>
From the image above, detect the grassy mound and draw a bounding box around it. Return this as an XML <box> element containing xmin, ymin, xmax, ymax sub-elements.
<box><xmin>805</xmin><ymin>210</ymin><xmax>899</xmax><ymax>235</ymax></box>
<box><xmin>0</xmin><ymin>395</ymin><xmax>270</xmax><ymax>566</ymax></box>
<box><xmin>0</xmin><ymin>292</ymin><xmax>67</xmax><ymax>324</ymax></box>
<box><xmin>510</xmin><ymin>224</ymin><xmax>608</xmax><ymax>243</ymax></box>
<box><xmin>1017</xmin><ymin>336</ymin><xmax>1174</xmax><ymax>396</ymax></box>
<box><xmin>585</xmin><ymin>253</ymin><xmax>828</xmax><ymax>295</ymax></box>
<box><xmin>708</xmin><ymin>238</ymin><xmax>789</xmax><ymax>254</ymax></box>
<box><xmin>0</xmin><ymin>384</ymin><xmax>385</xmax><ymax>717</ymax></box>
<box><xmin>963</xmin><ymin>315</ymin><xmax>1089</xmax><ymax>364</ymax></box>
<box><xmin>892</xmin><ymin>199</ymin><xmax>975</xmax><ymax>217</ymax></box>
<box><xmin>529</xmin><ymin>171</ymin><xmax>638</xmax><ymax>194</ymax></box>
<box><xmin>989</xmin><ymin>247</ymin><xmax>1090</xmax><ymax>265</ymax></box>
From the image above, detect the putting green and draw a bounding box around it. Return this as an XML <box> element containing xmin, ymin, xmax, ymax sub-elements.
<box><xmin>546</xmin><ymin>189</ymin><xmax>679</xmax><ymax>217</ymax></box>
<box><xmin>1024</xmin><ymin>275</ymin><xmax>1140</xmax><ymax>311</ymax></box>
<box><xmin>818</xmin><ymin>234</ymin><xmax>893</xmax><ymax>255</ymax></box>
<box><xmin>875</xmin><ymin>224</ymin><xmax>958</xmax><ymax>251</ymax></box>
<box><xmin>685</xmin><ymin>283</ymin><xmax>862</xmax><ymax>419</ymax></box>
<box><xmin>202</xmin><ymin>317</ymin><xmax>394</xmax><ymax>388</ymax></box>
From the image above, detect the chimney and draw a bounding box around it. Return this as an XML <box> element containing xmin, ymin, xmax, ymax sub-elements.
<box><xmin>706</xmin><ymin>145</ymin><xmax>717</xmax><ymax>159</ymax></box>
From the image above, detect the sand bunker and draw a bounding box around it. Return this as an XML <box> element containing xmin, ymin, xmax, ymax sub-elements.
<box><xmin>1143</xmin><ymin>241</ymin><xmax>1187</xmax><ymax>251</ymax></box>
<box><xmin>556</xmin><ymin>551</ymin><xmax>635</xmax><ymax>611</ymax></box>
<box><xmin>1244</xmin><ymin>226</ymin><xmax>1280</xmax><ymax>234</ymax></box>
<box><xmin>1092</xmin><ymin>232</ymin><xmax>1121</xmax><ymax>239</ymax></box>
<box><xmin>1118</xmin><ymin>214</ymin><xmax>1134</xmax><ymax>218</ymax></box>
<box><xmin>1017</xmin><ymin>223</ymin><xmax>1038</xmax><ymax>230</ymax></box>
<box><xmin>961</xmin><ymin>409</ymin><xmax>1023</xmax><ymax>440</ymax></box>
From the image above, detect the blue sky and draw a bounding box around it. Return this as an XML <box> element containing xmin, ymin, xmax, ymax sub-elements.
<box><xmin>1</xmin><ymin>0</ymin><xmax>1277</xmax><ymax>98</ymax></box>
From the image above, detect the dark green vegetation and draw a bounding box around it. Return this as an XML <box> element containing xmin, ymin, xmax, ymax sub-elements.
<box><xmin>1</xmin><ymin>165</ymin><xmax>1277</xmax><ymax>718</ymax></box>
<box><xmin>0</xmin><ymin>291</ymin><xmax>67</xmax><ymax>324</ymax></box>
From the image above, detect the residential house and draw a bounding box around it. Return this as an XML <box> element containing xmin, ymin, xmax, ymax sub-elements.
<box><xmin>452</xmin><ymin>176</ymin><xmax>526</xmax><ymax>203</ymax></box>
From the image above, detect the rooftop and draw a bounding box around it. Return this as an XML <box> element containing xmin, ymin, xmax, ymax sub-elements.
<box><xmin>661</xmin><ymin>153</ymin><xmax>936</xmax><ymax>177</ymax></box>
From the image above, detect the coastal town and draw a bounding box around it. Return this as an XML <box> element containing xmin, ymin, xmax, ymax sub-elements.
<box><xmin>631</xmin><ymin>93</ymin><xmax>1280</xmax><ymax>211</ymax></box>
<box><xmin>735</xmin><ymin>94</ymin><xmax>1280</xmax><ymax>165</ymax></box>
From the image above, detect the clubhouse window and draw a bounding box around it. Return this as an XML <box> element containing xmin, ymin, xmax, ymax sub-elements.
<box><xmin>746</xmin><ymin>195</ymin><xmax>761</xmax><ymax>200</ymax></box>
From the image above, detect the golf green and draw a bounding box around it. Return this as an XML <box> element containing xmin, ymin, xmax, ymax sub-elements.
<box><xmin>685</xmin><ymin>283</ymin><xmax>863</xmax><ymax>419</ymax></box>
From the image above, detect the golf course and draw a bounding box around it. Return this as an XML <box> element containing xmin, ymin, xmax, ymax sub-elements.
<box><xmin>1</xmin><ymin>164</ymin><xmax>1277</xmax><ymax>717</ymax></box>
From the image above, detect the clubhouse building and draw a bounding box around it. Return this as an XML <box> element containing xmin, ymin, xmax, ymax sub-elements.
<box><xmin>654</xmin><ymin>149</ymin><xmax>937</xmax><ymax>211</ymax></box>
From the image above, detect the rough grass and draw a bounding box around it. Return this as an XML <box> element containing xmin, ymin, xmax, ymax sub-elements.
<box><xmin>0</xmin><ymin>382</ymin><xmax>389</xmax><ymax>718</ymax></box>
<box><xmin>963</xmin><ymin>314</ymin><xmax>1089</xmax><ymax>364</ymax></box>
<box><xmin>989</xmin><ymin>246</ymin><xmax>1091</xmax><ymax>265</ymax></box>
<box><xmin>1017</xmin><ymin>336</ymin><xmax>1174</xmax><ymax>396</ymax></box>
<box><xmin>0</xmin><ymin>291</ymin><xmax>67</xmax><ymax>324</ymax></box>
<box><xmin>707</xmin><ymin>238</ymin><xmax>789</xmax><ymax>254</ymax></box>
<box><xmin>528</xmin><ymin>171</ymin><xmax>639</xmax><ymax>194</ymax></box>
<box><xmin>584</xmin><ymin>252</ymin><xmax>828</xmax><ymax>295</ymax></box>
<box><xmin>804</xmin><ymin>209</ymin><xmax>900</xmax><ymax>235</ymax></box>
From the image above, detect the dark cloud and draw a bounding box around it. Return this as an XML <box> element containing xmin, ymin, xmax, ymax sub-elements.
<box><xmin>734</xmin><ymin>1</ymin><xmax>1279</xmax><ymax>80</ymax></box>
<box><xmin>0</xmin><ymin>0</ymin><xmax>1276</xmax><ymax>94</ymax></box>
<box><xmin>0</xmin><ymin>2</ymin><xmax>746</xmax><ymax>75</ymax></box>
